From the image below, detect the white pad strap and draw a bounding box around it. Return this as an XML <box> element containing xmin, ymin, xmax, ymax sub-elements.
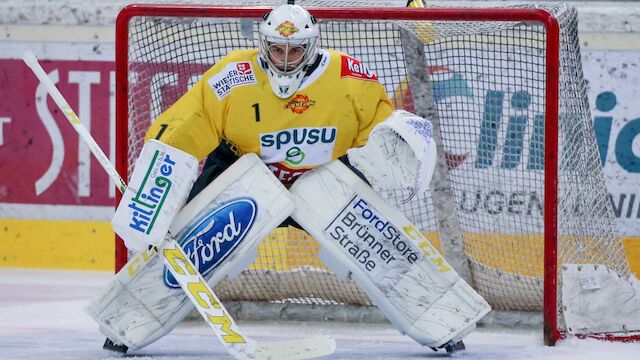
<box><xmin>347</xmin><ymin>110</ymin><xmax>437</xmax><ymax>195</ymax></box>
<box><xmin>290</xmin><ymin>160</ymin><xmax>490</xmax><ymax>348</ymax></box>
<box><xmin>112</xmin><ymin>139</ymin><xmax>199</xmax><ymax>250</ymax></box>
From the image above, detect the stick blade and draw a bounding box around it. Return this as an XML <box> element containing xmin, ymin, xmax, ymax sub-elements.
<box><xmin>254</xmin><ymin>335</ymin><xmax>336</xmax><ymax>360</ymax></box>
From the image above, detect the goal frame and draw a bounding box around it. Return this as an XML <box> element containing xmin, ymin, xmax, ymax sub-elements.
<box><xmin>114</xmin><ymin>4</ymin><xmax>629</xmax><ymax>346</ymax></box>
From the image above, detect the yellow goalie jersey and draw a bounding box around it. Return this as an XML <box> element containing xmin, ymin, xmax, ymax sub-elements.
<box><xmin>145</xmin><ymin>48</ymin><xmax>394</xmax><ymax>183</ymax></box>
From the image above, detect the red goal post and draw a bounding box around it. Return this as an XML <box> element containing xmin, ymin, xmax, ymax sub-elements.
<box><xmin>114</xmin><ymin>3</ymin><xmax>639</xmax><ymax>346</ymax></box>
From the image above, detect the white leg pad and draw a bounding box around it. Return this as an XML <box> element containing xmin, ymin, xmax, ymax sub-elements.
<box><xmin>289</xmin><ymin>160</ymin><xmax>490</xmax><ymax>348</ymax></box>
<box><xmin>86</xmin><ymin>153</ymin><xmax>294</xmax><ymax>351</ymax></box>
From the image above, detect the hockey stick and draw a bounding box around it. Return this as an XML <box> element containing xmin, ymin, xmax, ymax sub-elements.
<box><xmin>23</xmin><ymin>51</ymin><xmax>336</xmax><ymax>360</ymax></box>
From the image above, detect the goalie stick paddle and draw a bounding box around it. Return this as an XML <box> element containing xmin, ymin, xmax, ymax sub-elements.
<box><xmin>22</xmin><ymin>51</ymin><xmax>336</xmax><ymax>360</ymax></box>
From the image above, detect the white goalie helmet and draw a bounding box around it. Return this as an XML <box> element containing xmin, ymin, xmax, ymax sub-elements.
<box><xmin>259</xmin><ymin>2</ymin><xmax>320</xmax><ymax>98</ymax></box>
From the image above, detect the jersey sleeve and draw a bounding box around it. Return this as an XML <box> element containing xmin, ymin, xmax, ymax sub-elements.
<box><xmin>352</xmin><ymin>80</ymin><xmax>394</xmax><ymax>148</ymax></box>
<box><xmin>144</xmin><ymin>63</ymin><xmax>227</xmax><ymax>161</ymax></box>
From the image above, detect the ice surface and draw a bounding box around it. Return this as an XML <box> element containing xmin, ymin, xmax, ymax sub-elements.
<box><xmin>0</xmin><ymin>268</ymin><xmax>638</xmax><ymax>359</ymax></box>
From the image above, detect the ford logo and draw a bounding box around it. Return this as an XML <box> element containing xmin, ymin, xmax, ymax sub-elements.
<box><xmin>163</xmin><ymin>197</ymin><xmax>258</xmax><ymax>288</ymax></box>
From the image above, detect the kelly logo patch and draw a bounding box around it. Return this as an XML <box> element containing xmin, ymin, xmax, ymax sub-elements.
<box><xmin>276</xmin><ymin>21</ymin><xmax>299</xmax><ymax>37</ymax></box>
<box><xmin>163</xmin><ymin>198</ymin><xmax>257</xmax><ymax>288</ymax></box>
<box><xmin>340</xmin><ymin>55</ymin><xmax>378</xmax><ymax>81</ymax></box>
<box><xmin>284</xmin><ymin>94</ymin><xmax>316</xmax><ymax>114</ymax></box>
<box><xmin>207</xmin><ymin>62</ymin><xmax>257</xmax><ymax>100</ymax></box>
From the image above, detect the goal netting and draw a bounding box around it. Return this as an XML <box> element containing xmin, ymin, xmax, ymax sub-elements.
<box><xmin>115</xmin><ymin>0</ymin><xmax>638</xmax><ymax>344</ymax></box>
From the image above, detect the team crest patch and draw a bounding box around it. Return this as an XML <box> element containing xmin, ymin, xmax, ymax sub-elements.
<box><xmin>276</xmin><ymin>21</ymin><xmax>299</xmax><ymax>37</ymax></box>
<box><xmin>207</xmin><ymin>61</ymin><xmax>257</xmax><ymax>99</ymax></box>
<box><xmin>284</xmin><ymin>94</ymin><xmax>316</xmax><ymax>114</ymax></box>
<box><xmin>340</xmin><ymin>55</ymin><xmax>378</xmax><ymax>81</ymax></box>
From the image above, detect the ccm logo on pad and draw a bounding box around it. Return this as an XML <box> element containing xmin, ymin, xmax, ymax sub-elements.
<box><xmin>340</xmin><ymin>55</ymin><xmax>378</xmax><ymax>81</ymax></box>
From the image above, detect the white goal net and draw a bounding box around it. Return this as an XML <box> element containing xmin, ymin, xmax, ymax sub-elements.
<box><xmin>115</xmin><ymin>0</ymin><xmax>638</xmax><ymax>344</ymax></box>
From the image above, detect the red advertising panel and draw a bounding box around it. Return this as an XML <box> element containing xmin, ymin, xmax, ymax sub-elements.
<box><xmin>0</xmin><ymin>59</ymin><xmax>115</xmax><ymax>207</ymax></box>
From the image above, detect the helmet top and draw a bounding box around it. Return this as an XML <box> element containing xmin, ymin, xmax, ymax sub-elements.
<box><xmin>258</xmin><ymin>3</ymin><xmax>320</xmax><ymax>98</ymax></box>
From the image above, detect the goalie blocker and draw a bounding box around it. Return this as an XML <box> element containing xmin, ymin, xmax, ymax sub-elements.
<box><xmin>111</xmin><ymin>139</ymin><xmax>199</xmax><ymax>250</ymax></box>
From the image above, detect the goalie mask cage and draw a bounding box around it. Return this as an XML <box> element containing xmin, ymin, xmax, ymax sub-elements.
<box><xmin>115</xmin><ymin>2</ymin><xmax>639</xmax><ymax>346</ymax></box>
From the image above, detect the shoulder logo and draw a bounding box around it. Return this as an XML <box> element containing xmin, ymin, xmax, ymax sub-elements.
<box><xmin>340</xmin><ymin>55</ymin><xmax>378</xmax><ymax>81</ymax></box>
<box><xmin>207</xmin><ymin>61</ymin><xmax>257</xmax><ymax>100</ymax></box>
<box><xmin>284</xmin><ymin>94</ymin><xmax>316</xmax><ymax>114</ymax></box>
<box><xmin>236</xmin><ymin>62</ymin><xmax>253</xmax><ymax>75</ymax></box>
<box><xmin>276</xmin><ymin>21</ymin><xmax>299</xmax><ymax>38</ymax></box>
<box><xmin>163</xmin><ymin>198</ymin><xmax>257</xmax><ymax>288</ymax></box>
